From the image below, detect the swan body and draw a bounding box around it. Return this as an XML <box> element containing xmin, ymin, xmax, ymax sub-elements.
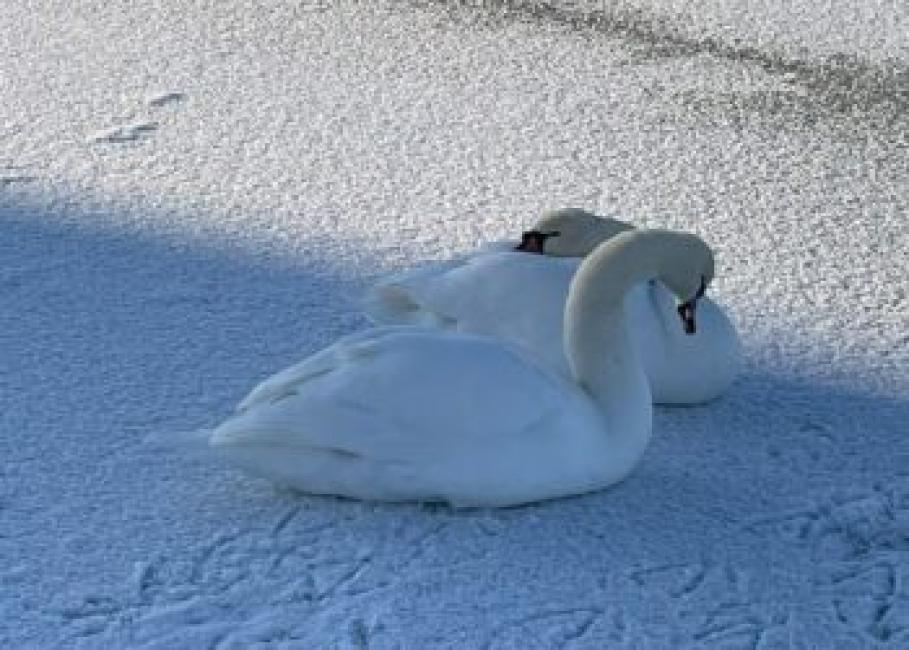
<box><xmin>214</xmin><ymin>327</ymin><xmax>627</xmax><ymax>506</ymax></box>
<box><xmin>211</xmin><ymin>229</ymin><xmax>713</xmax><ymax>506</ymax></box>
<box><xmin>364</xmin><ymin>209</ymin><xmax>741</xmax><ymax>404</ymax></box>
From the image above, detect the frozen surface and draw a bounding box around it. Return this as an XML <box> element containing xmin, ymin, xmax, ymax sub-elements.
<box><xmin>544</xmin><ymin>0</ymin><xmax>909</xmax><ymax>65</ymax></box>
<box><xmin>2</xmin><ymin>1</ymin><xmax>907</xmax><ymax>647</ymax></box>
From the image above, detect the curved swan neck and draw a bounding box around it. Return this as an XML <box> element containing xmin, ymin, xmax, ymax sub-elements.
<box><xmin>564</xmin><ymin>230</ymin><xmax>697</xmax><ymax>419</ymax></box>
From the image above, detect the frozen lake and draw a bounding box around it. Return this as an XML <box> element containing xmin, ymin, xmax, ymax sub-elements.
<box><xmin>2</xmin><ymin>1</ymin><xmax>907</xmax><ymax>647</ymax></box>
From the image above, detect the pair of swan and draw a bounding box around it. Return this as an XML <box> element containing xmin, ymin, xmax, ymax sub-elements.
<box><xmin>209</xmin><ymin>218</ymin><xmax>733</xmax><ymax>507</ymax></box>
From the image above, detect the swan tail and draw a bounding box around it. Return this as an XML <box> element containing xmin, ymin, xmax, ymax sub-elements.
<box><xmin>362</xmin><ymin>259</ymin><xmax>465</xmax><ymax>327</ymax></box>
<box><xmin>361</xmin><ymin>282</ymin><xmax>422</xmax><ymax>325</ymax></box>
<box><xmin>362</xmin><ymin>283</ymin><xmax>453</xmax><ymax>327</ymax></box>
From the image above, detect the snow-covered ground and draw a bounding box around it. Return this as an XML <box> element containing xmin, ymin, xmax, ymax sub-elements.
<box><xmin>540</xmin><ymin>0</ymin><xmax>909</xmax><ymax>65</ymax></box>
<box><xmin>2</xmin><ymin>1</ymin><xmax>907</xmax><ymax>647</ymax></box>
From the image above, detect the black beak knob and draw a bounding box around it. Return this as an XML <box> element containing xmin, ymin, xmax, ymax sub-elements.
<box><xmin>677</xmin><ymin>301</ymin><xmax>697</xmax><ymax>335</ymax></box>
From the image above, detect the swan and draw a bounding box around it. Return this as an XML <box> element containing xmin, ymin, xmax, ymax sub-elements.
<box><xmin>364</xmin><ymin>208</ymin><xmax>741</xmax><ymax>404</ymax></box>
<box><xmin>209</xmin><ymin>229</ymin><xmax>714</xmax><ymax>507</ymax></box>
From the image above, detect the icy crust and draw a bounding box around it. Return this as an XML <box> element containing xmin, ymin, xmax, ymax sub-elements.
<box><xmin>1</xmin><ymin>1</ymin><xmax>907</xmax><ymax>648</ymax></box>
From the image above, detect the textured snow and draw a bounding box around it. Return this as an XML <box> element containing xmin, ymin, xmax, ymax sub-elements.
<box><xmin>2</xmin><ymin>1</ymin><xmax>907</xmax><ymax>647</ymax></box>
<box><xmin>528</xmin><ymin>0</ymin><xmax>909</xmax><ymax>65</ymax></box>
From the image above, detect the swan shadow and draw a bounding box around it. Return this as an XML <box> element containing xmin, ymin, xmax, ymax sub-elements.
<box><xmin>1</xmin><ymin>198</ymin><xmax>374</xmax><ymax>487</ymax></box>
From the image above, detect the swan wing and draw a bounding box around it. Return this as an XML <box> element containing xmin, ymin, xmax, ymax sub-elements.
<box><xmin>362</xmin><ymin>241</ymin><xmax>515</xmax><ymax>326</ymax></box>
<box><xmin>236</xmin><ymin>327</ymin><xmax>384</xmax><ymax>412</ymax></box>
<box><xmin>365</xmin><ymin>252</ymin><xmax>580</xmax><ymax>375</ymax></box>
<box><xmin>212</xmin><ymin>327</ymin><xmax>609</xmax><ymax>505</ymax></box>
<box><xmin>223</xmin><ymin>327</ymin><xmax>571</xmax><ymax>454</ymax></box>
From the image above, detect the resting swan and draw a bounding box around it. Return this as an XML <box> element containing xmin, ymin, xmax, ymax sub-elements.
<box><xmin>210</xmin><ymin>229</ymin><xmax>714</xmax><ymax>507</ymax></box>
<box><xmin>364</xmin><ymin>208</ymin><xmax>741</xmax><ymax>404</ymax></box>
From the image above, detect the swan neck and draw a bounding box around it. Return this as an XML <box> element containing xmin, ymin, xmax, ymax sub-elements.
<box><xmin>564</xmin><ymin>233</ymin><xmax>660</xmax><ymax>421</ymax></box>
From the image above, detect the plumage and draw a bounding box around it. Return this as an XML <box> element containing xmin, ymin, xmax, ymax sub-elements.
<box><xmin>210</xmin><ymin>229</ymin><xmax>714</xmax><ymax>506</ymax></box>
<box><xmin>364</xmin><ymin>209</ymin><xmax>741</xmax><ymax>404</ymax></box>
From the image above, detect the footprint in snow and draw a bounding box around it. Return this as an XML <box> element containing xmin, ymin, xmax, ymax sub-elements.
<box><xmin>87</xmin><ymin>90</ymin><xmax>185</xmax><ymax>145</ymax></box>
<box><xmin>744</xmin><ymin>483</ymin><xmax>909</xmax><ymax>561</ymax></box>
<box><xmin>690</xmin><ymin>602</ymin><xmax>790</xmax><ymax>649</ymax></box>
<box><xmin>745</xmin><ymin>482</ymin><xmax>909</xmax><ymax>643</ymax></box>
<box><xmin>146</xmin><ymin>91</ymin><xmax>185</xmax><ymax>108</ymax></box>
<box><xmin>626</xmin><ymin>561</ymin><xmax>716</xmax><ymax>601</ymax></box>
<box><xmin>0</xmin><ymin>165</ymin><xmax>36</xmax><ymax>186</ymax></box>
<box><xmin>829</xmin><ymin>560</ymin><xmax>908</xmax><ymax>644</ymax></box>
<box><xmin>88</xmin><ymin>122</ymin><xmax>159</xmax><ymax>144</ymax></box>
<box><xmin>482</xmin><ymin>607</ymin><xmax>605</xmax><ymax>650</ymax></box>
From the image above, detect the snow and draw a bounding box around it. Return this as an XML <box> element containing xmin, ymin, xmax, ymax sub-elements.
<box><xmin>1</xmin><ymin>0</ymin><xmax>907</xmax><ymax>647</ymax></box>
<box><xmin>518</xmin><ymin>0</ymin><xmax>909</xmax><ymax>65</ymax></box>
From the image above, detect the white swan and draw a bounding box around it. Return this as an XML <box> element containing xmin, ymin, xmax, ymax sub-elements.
<box><xmin>364</xmin><ymin>208</ymin><xmax>741</xmax><ymax>404</ymax></box>
<box><xmin>210</xmin><ymin>230</ymin><xmax>714</xmax><ymax>507</ymax></box>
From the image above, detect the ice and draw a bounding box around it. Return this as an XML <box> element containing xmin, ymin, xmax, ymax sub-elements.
<box><xmin>1</xmin><ymin>1</ymin><xmax>906</xmax><ymax>647</ymax></box>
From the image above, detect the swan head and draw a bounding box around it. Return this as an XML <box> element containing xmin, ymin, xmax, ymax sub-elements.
<box><xmin>653</xmin><ymin>232</ymin><xmax>715</xmax><ymax>335</ymax></box>
<box><xmin>515</xmin><ymin>208</ymin><xmax>635</xmax><ymax>257</ymax></box>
